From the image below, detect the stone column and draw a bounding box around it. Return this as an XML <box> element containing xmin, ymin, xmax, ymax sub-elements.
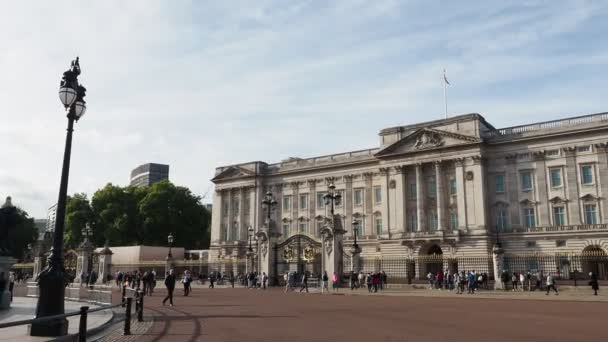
<box><xmin>435</xmin><ymin>161</ymin><xmax>445</xmax><ymax>231</ymax></box>
<box><xmin>76</xmin><ymin>241</ymin><xmax>93</xmax><ymax>284</ymax></box>
<box><xmin>344</xmin><ymin>175</ymin><xmax>354</xmax><ymax>236</ymax></box>
<box><xmin>379</xmin><ymin>167</ymin><xmax>390</xmax><ymax>237</ymax></box>
<box><xmin>210</xmin><ymin>190</ymin><xmax>223</xmax><ymax>244</ymax></box>
<box><xmin>505</xmin><ymin>155</ymin><xmax>520</xmax><ymax>228</ymax></box>
<box><xmin>290</xmin><ymin>182</ymin><xmax>300</xmax><ymax>231</ymax></box>
<box><xmin>226</xmin><ymin>189</ymin><xmax>233</xmax><ymax>241</ymax></box>
<box><xmin>33</xmin><ymin>255</ymin><xmax>44</xmax><ymax>278</ymax></box>
<box><xmin>415</xmin><ymin>163</ymin><xmax>425</xmax><ymax>232</ymax></box>
<box><xmin>394</xmin><ymin>166</ymin><xmax>407</xmax><ymax>236</ymax></box>
<box><xmin>98</xmin><ymin>245</ymin><xmax>113</xmax><ymax>284</ymax></box>
<box><xmin>350</xmin><ymin>246</ymin><xmax>362</xmax><ymax>273</ymax></box>
<box><xmin>596</xmin><ymin>143</ymin><xmax>608</xmax><ymax>222</ymax></box>
<box><xmin>363</xmin><ymin>172</ymin><xmax>374</xmax><ymax>236</ymax></box>
<box><xmin>564</xmin><ymin>147</ymin><xmax>581</xmax><ymax>224</ymax></box>
<box><xmin>533</xmin><ymin>152</ymin><xmax>550</xmax><ymax>225</ymax></box>
<box><xmin>239</xmin><ymin>187</ymin><xmax>246</xmax><ymax>241</ymax></box>
<box><xmin>454</xmin><ymin>158</ymin><xmax>468</xmax><ymax>230</ymax></box>
<box><xmin>492</xmin><ymin>245</ymin><xmax>505</xmax><ymax>290</ymax></box>
<box><xmin>308</xmin><ymin>180</ymin><xmax>317</xmax><ymax>235</ymax></box>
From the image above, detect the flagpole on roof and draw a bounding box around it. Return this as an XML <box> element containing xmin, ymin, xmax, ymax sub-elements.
<box><xmin>443</xmin><ymin>69</ymin><xmax>450</xmax><ymax>119</ymax></box>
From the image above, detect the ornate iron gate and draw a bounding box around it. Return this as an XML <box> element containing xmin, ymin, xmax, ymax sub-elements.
<box><xmin>274</xmin><ymin>234</ymin><xmax>322</xmax><ymax>284</ymax></box>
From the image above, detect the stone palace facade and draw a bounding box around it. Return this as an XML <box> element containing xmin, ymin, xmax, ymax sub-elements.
<box><xmin>209</xmin><ymin>112</ymin><xmax>608</xmax><ymax>279</ymax></box>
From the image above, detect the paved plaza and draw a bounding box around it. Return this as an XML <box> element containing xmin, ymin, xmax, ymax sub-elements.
<box><xmin>131</xmin><ymin>286</ymin><xmax>607</xmax><ymax>342</ymax></box>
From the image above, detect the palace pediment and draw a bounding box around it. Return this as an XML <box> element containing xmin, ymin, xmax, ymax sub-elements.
<box><xmin>211</xmin><ymin>166</ymin><xmax>257</xmax><ymax>182</ymax></box>
<box><xmin>374</xmin><ymin>128</ymin><xmax>481</xmax><ymax>157</ymax></box>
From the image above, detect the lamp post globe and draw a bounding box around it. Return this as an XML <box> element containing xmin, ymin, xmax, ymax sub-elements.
<box><xmin>167</xmin><ymin>233</ymin><xmax>174</xmax><ymax>258</ymax></box>
<box><xmin>31</xmin><ymin>57</ymin><xmax>87</xmax><ymax>337</ymax></box>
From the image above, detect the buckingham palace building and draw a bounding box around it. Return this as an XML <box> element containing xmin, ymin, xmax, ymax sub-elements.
<box><xmin>209</xmin><ymin>112</ymin><xmax>608</xmax><ymax>282</ymax></box>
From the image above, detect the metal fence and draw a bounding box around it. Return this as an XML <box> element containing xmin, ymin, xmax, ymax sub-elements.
<box><xmin>344</xmin><ymin>253</ymin><xmax>608</xmax><ymax>283</ymax></box>
<box><xmin>110</xmin><ymin>260</ymin><xmax>248</xmax><ymax>278</ymax></box>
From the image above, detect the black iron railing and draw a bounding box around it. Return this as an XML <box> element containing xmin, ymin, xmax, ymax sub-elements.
<box><xmin>0</xmin><ymin>287</ymin><xmax>146</xmax><ymax>341</ymax></box>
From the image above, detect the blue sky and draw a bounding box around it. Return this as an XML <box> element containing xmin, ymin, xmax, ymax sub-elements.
<box><xmin>1</xmin><ymin>0</ymin><xmax>607</xmax><ymax>218</ymax></box>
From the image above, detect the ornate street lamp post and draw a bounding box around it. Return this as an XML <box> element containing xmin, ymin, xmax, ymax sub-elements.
<box><xmin>350</xmin><ymin>220</ymin><xmax>362</xmax><ymax>273</ymax></box>
<box><xmin>323</xmin><ymin>184</ymin><xmax>342</xmax><ymax>218</ymax></box>
<box><xmin>246</xmin><ymin>226</ymin><xmax>255</xmax><ymax>272</ymax></box>
<box><xmin>167</xmin><ymin>233</ymin><xmax>174</xmax><ymax>259</ymax></box>
<box><xmin>31</xmin><ymin>57</ymin><xmax>87</xmax><ymax>337</ymax></box>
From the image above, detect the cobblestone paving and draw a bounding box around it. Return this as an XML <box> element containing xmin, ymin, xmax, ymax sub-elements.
<box><xmin>95</xmin><ymin>318</ymin><xmax>153</xmax><ymax>342</ymax></box>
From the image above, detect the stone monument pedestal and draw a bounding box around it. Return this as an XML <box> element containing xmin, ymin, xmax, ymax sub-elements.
<box><xmin>321</xmin><ymin>215</ymin><xmax>345</xmax><ymax>283</ymax></box>
<box><xmin>0</xmin><ymin>256</ymin><xmax>17</xmax><ymax>309</ymax></box>
<box><xmin>492</xmin><ymin>245</ymin><xmax>505</xmax><ymax>290</ymax></box>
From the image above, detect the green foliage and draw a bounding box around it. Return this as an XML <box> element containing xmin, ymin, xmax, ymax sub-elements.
<box><xmin>64</xmin><ymin>193</ymin><xmax>94</xmax><ymax>249</ymax></box>
<box><xmin>6</xmin><ymin>208</ymin><xmax>38</xmax><ymax>260</ymax></box>
<box><xmin>69</xmin><ymin>181</ymin><xmax>211</xmax><ymax>249</ymax></box>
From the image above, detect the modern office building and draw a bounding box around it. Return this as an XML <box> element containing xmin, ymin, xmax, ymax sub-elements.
<box><xmin>130</xmin><ymin>163</ymin><xmax>170</xmax><ymax>187</ymax></box>
<box><xmin>209</xmin><ymin>112</ymin><xmax>608</xmax><ymax>281</ymax></box>
<box><xmin>46</xmin><ymin>203</ymin><xmax>57</xmax><ymax>232</ymax></box>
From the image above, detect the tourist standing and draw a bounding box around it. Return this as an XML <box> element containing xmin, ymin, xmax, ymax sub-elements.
<box><xmin>332</xmin><ymin>271</ymin><xmax>339</xmax><ymax>291</ymax></box>
<box><xmin>519</xmin><ymin>272</ymin><xmax>525</xmax><ymax>292</ymax></box>
<box><xmin>162</xmin><ymin>270</ymin><xmax>176</xmax><ymax>307</ymax></box>
<box><xmin>468</xmin><ymin>271</ymin><xmax>476</xmax><ymax>294</ymax></box>
<box><xmin>511</xmin><ymin>272</ymin><xmax>518</xmax><ymax>291</ymax></box>
<box><xmin>209</xmin><ymin>272</ymin><xmax>215</xmax><ymax>289</ymax></box>
<box><xmin>372</xmin><ymin>272</ymin><xmax>379</xmax><ymax>293</ymax></box>
<box><xmin>589</xmin><ymin>272</ymin><xmax>599</xmax><ymax>296</ymax></box>
<box><xmin>262</xmin><ymin>272</ymin><xmax>268</xmax><ymax>290</ymax></box>
<box><xmin>183</xmin><ymin>271</ymin><xmax>192</xmax><ymax>296</ymax></box>
<box><xmin>321</xmin><ymin>271</ymin><xmax>329</xmax><ymax>293</ymax></box>
<box><xmin>545</xmin><ymin>273</ymin><xmax>558</xmax><ymax>295</ymax></box>
<box><xmin>350</xmin><ymin>272</ymin><xmax>358</xmax><ymax>290</ymax></box>
<box><xmin>284</xmin><ymin>272</ymin><xmax>290</xmax><ymax>292</ymax></box>
<box><xmin>8</xmin><ymin>272</ymin><xmax>15</xmax><ymax>302</ymax></box>
<box><xmin>229</xmin><ymin>271</ymin><xmax>235</xmax><ymax>288</ymax></box>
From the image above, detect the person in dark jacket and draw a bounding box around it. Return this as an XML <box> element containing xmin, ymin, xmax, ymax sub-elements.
<box><xmin>589</xmin><ymin>272</ymin><xmax>599</xmax><ymax>296</ymax></box>
<box><xmin>162</xmin><ymin>269</ymin><xmax>176</xmax><ymax>307</ymax></box>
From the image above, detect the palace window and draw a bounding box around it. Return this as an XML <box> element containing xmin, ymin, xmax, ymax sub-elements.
<box><xmin>408</xmin><ymin>183</ymin><xmax>417</xmax><ymax>200</ymax></box>
<box><xmin>375</xmin><ymin>216</ymin><xmax>383</xmax><ymax>235</ymax></box>
<box><xmin>550</xmin><ymin>168</ymin><xmax>562</xmax><ymax>188</ymax></box>
<box><xmin>553</xmin><ymin>206</ymin><xmax>565</xmax><ymax>226</ymax></box>
<box><xmin>556</xmin><ymin>240</ymin><xmax>566</xmax><ymax>248</ymax></box>
<box><xmin>428</xmin><ymin>211</ymin><xmax>438</xmax><ymax>231</ymax></box>
<box><xmin>374</xmin><ymin>186</ymin><xmax>382</xmax><ymax>204</ymax></box>
<box><xmin>335</xmin><ymin>190</ymin><xmax>344</xmax><ymax>207</ymax></box>
<box><xmin>353</xmin><ymin>218</ymin><xmax>364</xmax><ymax>236</ymax></box>
<box><xmin>449</xmin><ymin>178</ymin><xmax>457</xmax><ymax>195</ymax></box>
<box><xmin>496</xmin><ymin>208</ymin><xmax>507</xmax><ymax>231</ymax></box>
<box><xmin>283</xmin><ymin>196</ymin><xmax>292</xmax><ymax>211</ymax></box>
<box><xmin>584</xmin><ymin>204</ymin><xmax>597</xmax><ymax>224</ymax></box>
<box><xmin>577</xmin><ymin>145</ymin><xmax>591</xmax><ymax>153</ymax></box>
<box><xmin>316</xmin><ymin>192</ymin><xmax>326</xmax><ymax>209</ymax></box>
<box><xmin>299</xmin><ymin>222</ymin><xmax>309</xmax><ymax>234</ymax></box>
<box><xmin>523</xmin><ymin>207</ymin><xmax>536</xmax><ymax>228</ymax></box>
<box><xmin>520</xmin><ymin>171</ymin><xmax>533</xmax><ymax>191</ymax></box>
<box><xmin>546</xmin><ymin>149</ymin><xmax>560</xmax><ymax>157</ymax></box>
<box><xmin>299</xmin><ymin>194</ymin><xmax>308</xmax><ymax>210</ymax></box>
<box><xmin>282</xmin><ymin>223</ymin><xmax>290</xmax><ymax>237</ymax></box>
<box><xmin>354</xmin><ymin>188</ymin><xmax>364</xmax><ymax>206</ymax></box>
<box><xmin>495</xmin><ymin>174</ymin><xmax>505</xmax><ymax>193</ymax></box>
<box><xmin>449</xmin><ymin>211</ymin><xmax>458</xmax><ymax>230</ymax></box>
<box><xmin>408</xmin><ymin>212</ymin><xmax>417</xmax><ymax>232</ymax></box>
<box><xmin>427</xmin><ymin>177</ymin><xmax>437</xmax><ymax>199</ymax></box>
<box><xmin>581</xmin><ymin>165</ymin><xmax>594</xmax><ymax>185</ymax></box>
<box><xmin>526</xmin><ymin>241</ymin><xmax>537</xmax><ymax>248</ymax></box>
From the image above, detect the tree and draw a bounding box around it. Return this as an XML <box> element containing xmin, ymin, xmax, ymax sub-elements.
<box><xmin>3</xmin><ymin>207</ymin><xmax>38</xmax><ymax>260</ymax></box>
<box><xmin>91</xmin><ymin>183</ymin><xmax>134</xmax><ymax>246</ymax></box>
<box><xmin>139</xmin><ymin>180</ymin><xmax>210</xmax><ymax>249</ymax></box>
<box><xmin>64</xmin><ymin>193</ymin><xmax>93</xmax><ymax>249</ymax></box>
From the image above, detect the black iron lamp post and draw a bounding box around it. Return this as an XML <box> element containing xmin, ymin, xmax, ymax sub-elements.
<box><xmin>352</xmin><ymin>220</ymin><xmax>360</xmax><ymax>250</ymax></box>
<box><xmin>247</xmin><ymin>226</ymin><xmax>255</xmax><ymax>272</ymax></box>
<box><xmin>323</xmin><ymin>183</ymin><xmax>342</xmax><ymax>218</ymax></box>
<box><xmin>167</xmin><ymin>233</ymin><xmax>174</xmax><ymax>258</ymax></box>
<box><xmin>261</xmin><ymin>191</ymin><xmax>277</xmax><ymax>224</ymax></box>
<box><xmin>31</xmin><ymin>57</ymin><xmax>87</xmax><ymax>337</ymax></box>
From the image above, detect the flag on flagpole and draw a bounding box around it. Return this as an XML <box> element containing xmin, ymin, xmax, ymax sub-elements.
<box><xmin>443</xmin><ymin>69</ymin><xmax>450</xmax><ymax>85</ymax></box>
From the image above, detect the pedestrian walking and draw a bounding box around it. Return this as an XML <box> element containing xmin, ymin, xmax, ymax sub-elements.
<box><xmin>350</xmin><ymin>272</ymin><xmax>358</xmax><ymax>290</ymax></box>
<box><xmin>283</xmin><ymin>272</ymin><xmax>290</xmax><ymax>292</ymax></box>
<box><xmin>519</xmin><ymin>272</ymin><xmax>525</xmax><ymax>292</ymax></box>
<box><xmin>182</xmin><ymin>270</ymin><xmax>192</xmax><ymax>296</ymax></box>
<box><xmin>332</xmin><ymin>271</ymin><xmax>339</xmax><ymax>291</ymax></box>
<box><xmin>299</xmin><ymin>272</ymin><xmax>309</xmax><ymax>293</ymax></box>
<box><xmin>589</xmin><ymin>272</ymin><xmax>599</xmax><ymax>295</ymax></box>
<box><xmin>468</xmin><ymin>271</ymin><xmax>476</xmax><ymax>294</ymax></box>
<box><xmin>162</xmin><ymin>269</ymin><xmax>176</xmax><ymax>306</ymax></box>
<box><xmin>262</xmin><ymin>272</ymin><xmax>268</xmax><ymax>289</ymax></box>
<box><xmin>209</xmin><ymin>272</ymin><xmax>215</xmax><ymax>289</ymax></box>
<box><xmin>545</xmin><ymin>273</ymin><xmax>558</xmax><ymax>295</ymax></box>
<box><xmin>8</xmin><ymin>272</ymin><xmax>15</xmax><ymax>302</ymax></box>
<box><xmin>229</xmin><ymin>271</ymin><xmax>235</xmax><ymax>288</ymax></box>
<box><xmin>321</xmin><ymin>271</ymin><xmax>329</xmax><ymax>293</ymax></box>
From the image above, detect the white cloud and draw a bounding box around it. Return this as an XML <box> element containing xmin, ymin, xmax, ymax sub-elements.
<box><xmin>1</xmin><ymin>0</ymin><xmax>607</xmax><ymax>217</ymax></box>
